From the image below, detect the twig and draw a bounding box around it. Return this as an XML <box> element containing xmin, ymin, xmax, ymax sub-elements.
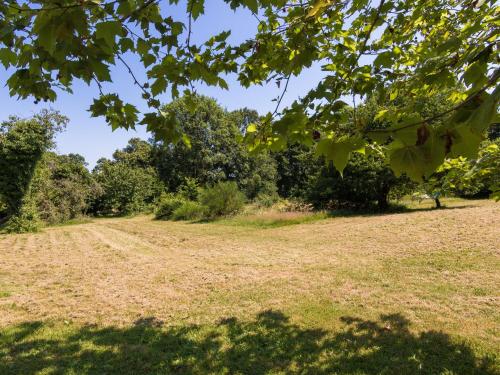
<box><xmin>117</xmin><ymin>54</ymin><xmax>149</xmax><ymax>97</ymax></box>
<box><xmin>272</xmin><ymin>75</ymin><xmax>291</xmax><ymax>117</ymax></box>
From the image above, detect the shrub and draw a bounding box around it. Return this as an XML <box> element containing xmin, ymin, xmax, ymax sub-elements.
<box><xmin>171</xmin><ymin>201</ymin><xmax>206</xmax><ymax>221</ymax></box>
<box><xmin>177</xmin><ymin>177</ymin><xmax>200</xmax><ymax>201</ymax></box>
<box><xmin>2</xmin><ymin>201</ymin><xmax>41</xmax><ymax>233</ymax></box>
<box><xmin>155</xmin><ymin>193</ymin><xmax>186</xmax><ymax>220</ymax></box>
<box><xmin>199</xmin><ymin>181</ymin><xmax>245</xmax><ymax>218</ymax></box>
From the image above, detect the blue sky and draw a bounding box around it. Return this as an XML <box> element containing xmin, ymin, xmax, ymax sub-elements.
<box><xmin>0</xmin><ymin>1</ymin><xmax>325</xmax><ymax>168</ymax></box>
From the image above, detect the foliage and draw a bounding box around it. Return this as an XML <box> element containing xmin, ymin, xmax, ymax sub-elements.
<box><xmin>199</xmin><ymin>181</ymin><xmax>245</xmax><ymax>218</ymax></box>
<box><xmin>92</xmin><ymin>158</ymin><xmax>163</xmax><ymax>216</ymax></box>
<box><xmin>0</xmin><ymin>110</ymin><xmax>67</xmax><ymax>231</ymax></box>
<box><xmin>423</xmin><ymin>139</ymin><xmax>500</xmax><ymax>204</ymax></box>
<box><xmin>465</xmin><ymin>140</ymin><xmax>500</xmax><ymax>199</ymax></box>
<box><xmin>307</xmin><ymin>153</ymin><xmax>404</xmax><ymax>210</ymax></box>
<box><xmin>1</xmin><ymin>198</ymin><xmax>40</xmax><ymax>234</ymax></box>
<box><xmin>112</xmin><ymin>138</ymin><xmax>155</xmax><ymax>169</ymax></box>
<box><xmin>273</xmin><ymin>144</ymin><xmax>321</xmax><ymax>198</ymax></box>
<box><xmin>176</xmin><ymin>177</ymin><xmax>200</xmax><ymax>201</ymax></box>
<box><xmin>154</xmin><ymin>193</ymin><xmax>186</xmax><ymax>220</ymax></box>
<box><xmin>31</xmin><ymin>153</ymin><xmax>97</xmax><ymax>224</ymax></box>
<box><xmin>240</xmin><ymin>151</ymin><xmax>278</xmax><ymax>199</ymax></box>
<box><xmin>153</xmin><ymin>96</ymin><xmax>277</xmax><ymax>197</ymax></box>
<box><xmin>171</xmin><ymin>200</ymin><xmax>206</xmax><ymax>221</ymax></box>
<box><xmin>2</xmin><ymin>1</ymin><xmax>497</xmax><ymax>179</ymax></box>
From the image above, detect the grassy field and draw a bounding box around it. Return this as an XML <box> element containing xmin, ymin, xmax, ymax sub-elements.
<box><xmin>0</xmin><ymin>199</ymin><xmax>498</xmax><ymax>374</ymax></box>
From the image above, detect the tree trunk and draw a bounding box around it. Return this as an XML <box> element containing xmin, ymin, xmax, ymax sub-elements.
<box><xmin>434</xmin><ymin>197</ymin><xmax>441</xmax><ymax>209</ymax></box>
<box><xmin>378</xmin><ymin>192</ymin><xmax>389</xmax><ymax>210</ymax></box>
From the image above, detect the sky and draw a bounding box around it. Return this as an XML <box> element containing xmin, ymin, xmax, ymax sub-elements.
<box><xmin>0</xmin><ymin>1</ymin><xmax>325</xmax><ymax>168</ymax></box>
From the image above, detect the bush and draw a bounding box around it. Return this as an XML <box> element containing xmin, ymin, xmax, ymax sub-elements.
<box><xmin>171</xmin><ymin>201</ymin><xmax>206</xmax><ymax>221</ymax></box>
<box><xmin>1</xmin><ymin>201</ymin><xmax>40</xmax><ymax>233</ymax></box>
<box><xmin>155</xmin><ymin>193</ymin><xmax>186</xmax><ymax>220</ymax></box>
<box><xmin>199</xmin><ymin>181</ymin><xmax>245</xmax><ymax>218</ymax></box>
<box><xmin>177</xmin><ymin>177</ymin><xmax>200</xmax><ymax>201</ymax></box>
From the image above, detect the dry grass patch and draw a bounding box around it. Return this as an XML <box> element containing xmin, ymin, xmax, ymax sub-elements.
<box><xmin>0</xmin><ymin>199</ymin><xmax>498</xmax><ymax>373</ymax></box>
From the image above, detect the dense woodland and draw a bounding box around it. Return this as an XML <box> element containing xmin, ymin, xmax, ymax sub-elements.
<box><xmin>1</xmin><ymin>94</ymin><xmax>498</xmax><ymax>233</ymax></box>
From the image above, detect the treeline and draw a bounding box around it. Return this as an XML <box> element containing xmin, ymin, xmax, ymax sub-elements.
<box><xmin>1</xmin><ymin>96</ymin><xmax>499</xmax><ymax>233</ymax></box>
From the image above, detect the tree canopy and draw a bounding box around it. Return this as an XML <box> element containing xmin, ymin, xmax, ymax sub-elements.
<box><xmin>0</xmin><ymin>0</ymin><xmax>498</xmax><ymax>180</ymax></box>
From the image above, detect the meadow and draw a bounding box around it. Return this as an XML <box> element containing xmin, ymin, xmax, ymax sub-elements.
<box><xmin>0</xmin><ymin>199</ymin><xmax>498</xmax><ymax>374</ymax></box>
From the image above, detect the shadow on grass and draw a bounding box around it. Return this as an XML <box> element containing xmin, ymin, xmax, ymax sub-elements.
<box><xmin>200</xmin><ymin>204</ymin><xmax>475</xmax><ymax>230</ymax></box>
<box><xmin>325</xmin><ymin>203</ymin><xmax>475</xmax><ymax>219</ymax></box>
<box><xmin>0</xmin><ymin>311</ymin><xmax>496</xmax><ymax>374</ymax></box>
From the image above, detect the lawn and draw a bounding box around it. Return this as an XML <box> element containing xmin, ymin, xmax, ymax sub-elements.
<box><xmin>0</xmin><ymin>199</ymin><xmax>498</xmax><ymax>374</ymax></box>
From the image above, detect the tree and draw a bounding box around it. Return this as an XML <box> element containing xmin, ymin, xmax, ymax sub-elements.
<box><xmin>422</xmin><ymin>139</ymin><xmax>500</xmax><ymax>207</ymax></box>
<box><xmin>307</xmin><ymin>153</ymin><xmax>405</xmax><ymax>210</ymax></box>
<box><xmin>112</xmin><ymin>138</ymin><xmax>155</xmax><ymax>169</ymax></box>
<box><xmin>0</xmin><ymin>110</ymin><xmax>67</xmax><ymax>231</ymax></box>
<box><xmin>0</xmin><ymin>1</ymin><xmax>497</xmax><ymax>180</ymax></box>
<box><xmin>91</xmin><ymin>139</ymin><xmax>163</xmax><ymax>215</ymax></box>
<box><xmin>31</xmin><ymin>152</ymin><xmax>98</xmax><ymax>224</ymax></box>
<box><xmin>153</xmin><ymin>95</ymin><xmax>277</xmax><ymax>197</ymax></box>
<box><xmin>273</xmin><ymin>144</ymin><xmax>321</xmax><ymax>198</ymax></box>
<box><xmin>92</xmin><ymin>158</ymin><xmax>163</xmax><ymax>216</ymax></box>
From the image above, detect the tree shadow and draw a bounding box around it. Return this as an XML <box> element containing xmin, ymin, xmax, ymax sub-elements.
<box><xmin>324</xmin><ymin>203</ymin><xmax>474</xmax><ymax>219</ymax></box>
<box><xmin>0</xmin><ymin>312</ymin><xmax>496</xmax><ymax>374</ymax></box>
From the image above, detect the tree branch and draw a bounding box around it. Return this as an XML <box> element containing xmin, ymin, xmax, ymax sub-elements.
<box><xmin>367</xmin><ymin>68</ymin><xmax>500</xmax><ymax>134</ymax></box>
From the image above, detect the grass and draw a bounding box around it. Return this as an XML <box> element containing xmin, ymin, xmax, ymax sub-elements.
<box><xmin>1</xmin><ymin>312</ymin><xmax>496</xmax><ymax>374</ymax></box>
<box><xmin>218</xmin><ymin>210</ymin><xmax>330</xmax><ymax>228</ymax></box>
<box><xmin>48</xmin><ymin>216</ymin><xmax>94</xmax><ymax>228</ymax></box>
<box><xmin>0</xmin><ymin>198</ymin><xmax>498</xmax><ymax>374</ymax></box>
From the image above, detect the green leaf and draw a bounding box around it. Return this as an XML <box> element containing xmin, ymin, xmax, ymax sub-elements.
<box><xmin>390</xmin><ymin>146</ymin><xmax>426</xmax><ymax>181</ymax></box>
<box><xmin>151</xmin><ymin>77</ymin><xmax>167</xmax><ymax>96</ymax></box>
<box><xmin>467</xmin><ymin>89</ymin><xmax>500</xmax><ymax>134</ymax></box>
<box><xmin>246</xmin><ymin>123</ymin><xmax>257</xmax><ymax>133</ymax></box>
<box><xmin>316</xmin><ymin>137</ymin><xmax>365</xmax><ymax>175</ymax></box>
<box><xmin>374</xmin><ymin>51</ymin><xmax>393</xmax><ymax>68</ymax></box>
<box><xmin>307</xmin><ymin>0</ymin><xmax>331</xmax><ymax>18</ymax></box>
<box><xmin>449</xmin><ymin>125</ymin><xmax>483</xmax><ymax>159</ymax></box>
<box><xmin>95</xmin><ymin>21</ymin><xmax>123</xmax><ymax>48</ymax></box>
<box><xmin>374</xmin><ymin>109</ymin><xmax>388</xmax><ymax>121</ymax></box>
<box><xmin>120</xmin><ymin>38</ymin><xmax>135</xmax><ymax>53</ymax></box>
<box><xmin>462</xmin><ymin>61</ymin><xmax>487</xmax><ymax>88</ymax></box>
<box><xmin>188</xmin><ymin>0</ymin><xmax>205</xmax><ymax>20</ymax></box>
<box><xmin>37</xmin><ymin>23</ymin><xmax>57</xmax><ymax>55</ymax></box>
<box><xmin>0</xmin><ymin>48</ymin><xmax>16</xmax><ymax>68</ymax></box>
<box><xmin>242</xmin><ymin>0</ymin><xmax>258</xmax><ymax>13</ymax></box>
<box><xmin>419</xmin><ymin>129</ymin><xmax>446</xmax><ymax>177</ymax></box>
